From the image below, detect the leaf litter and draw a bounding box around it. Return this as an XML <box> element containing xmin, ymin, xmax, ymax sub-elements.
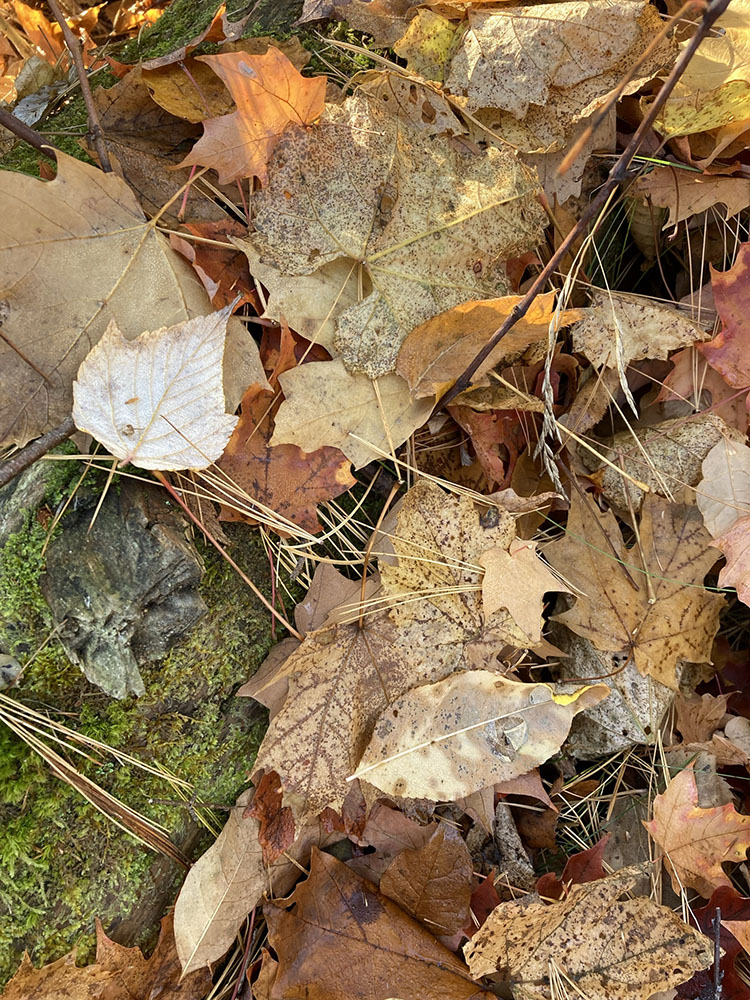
<box><xmin>5</xmin><ymin>1</ymin><xmax>750</xmax><ymax>999</ymax></box>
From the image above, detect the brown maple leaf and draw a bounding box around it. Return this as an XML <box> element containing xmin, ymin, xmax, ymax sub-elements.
<box><xmin>180</xmin><ymin>46</ymin><xmax>326</xmax><ymax>183</ymax></box>
<box><xmin>644</xmin><ymin>762</ymin><xmax>750</xmax><ymax>898</ymax></box>
<box><xmin>546</xmin><ymin>493</ymin><xmax>724</xmax><ymax>689</ymax></box>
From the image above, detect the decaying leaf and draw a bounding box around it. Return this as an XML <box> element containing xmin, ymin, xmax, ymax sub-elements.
<box><xmin>72</xmin><ymin>309</ymin><xmax>239</xmax><ymax>471</ymax></box>
<box><xmin>463</xmin><ymin>867</ymin><xmax>713</xmax><ymax>1000</ymax></box>
<box><xmin>380</xmin><ymin>824</ymin><xmax>473</xmax><ymax>934</ymax></box>
<box><xmin>701</xmin><ymin>242</ymin><xmax>750</xmax><ymax>388</ymax></box>
<box><xmin>644</xmin><ymin>763</ymin><xmax>750</xmax><ymax>898</ymax></box>
<box><xmin>173</xmin><ymin>789</ymin><xmax>341</xmax><ymax>974</ymax></box>
<box><xmin>571</xmin><ymin>289</ymin><xmax>710</xmax><ymax>370</ymax></box>
<box><xmin>696</xmin><ymin>435</ymin><xmax>750</xmax><ymax>604</ymax></box>
<box><xmin>352</xmin><ymin>671</ymin><xmax>608</xmax><ymax>800</ymax></box>
<box><xmin>2</xmin><ymin>913</ymin><xmax>211</xmax><ymax>1000</ymax></box>
<box><xmin>270</xmin><ymin>359</ymin><xmax>433</xmax><ymax>469</ymax></box>
<box><xmin>546</xmin><ymin>494</ymin><xmax>724</xmax><ymax>689</ymax></box>
<box><xmin>396</xmin><ymin>292</ymin><xmax>567</xmax><ymax>399</ymax></box>
<box><xmin>633</xmin><ymin>167</ymin><xmax>750</xmax><ymax>229</ymax></box>
<box><xmin>180</xmin><ymin>47</ymin><xmax>326</xmax><ymax>183</ymax></box>
<box><xmin>241</xmin><ymin>92</ymin><xmax>546</xmax><ymax>378</ymax></box>
<box><xmin>0</xmin><ymin>152</ymin><xmax>259</xmax><ymax>447</ymax></box>
<box><xmin>265</xmin><ymin>848</ymin><xmax>494</xmax><ymax>1000</ymax></box>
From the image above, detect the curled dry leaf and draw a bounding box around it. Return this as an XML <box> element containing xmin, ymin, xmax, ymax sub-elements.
<box><xmin>241</xmin><ymin>92</ymin><xmax>545</xmax><ymax>378</ymax></box>
<box><xmin>701</xmin><ymin>241</ymin><xmax>750</xmax><ymax>390</ymax></box>
<box><xmin>643</xmin><ymin>762</ymin><xmax>750</xmax><ymax>899</ymax></box>
<box><xmin>633</xmin><ymin>167</ymin><xmax>750</xmax><ymax>229</ymax></box>
<box><xmin>180</xmin><ymin>47</ymin><xmax>326</xmax><ymax>183</ymax></box>
<box><xmin>546</xmin><ymin>494</ymin><xmax>724</xmax><ymax>690</ymax></box>
<box><xmin>396</xmin><ymin>291</ymin><xmax>570</xmax><ymax>399</ymax></box>
<box><xmin>380</xmin><ymin>824</ymin><xmax>473</xmax><ymax>934</ymax></box>
<box><xmin>265</xmin><ymin>848</ymin><xmax>494</xmax><ymax>1000</ymax></box>
<box><xmin>464</xmin><ymin>866</ymin><xmax>713</xmax><ymax>1000</ymax></box>
<box><xmin>352</xmin><ymin>671</ymin><xmax>608</xmax><ymax>801</ymax></box>
<box><xmin>0</xmin><ymin>152</ymin><xmax>259</xmax><ymax>448</ymax></box>
<box><xmin>72</xmin><ymin>308</ymin><xmax>238</xmax><ymax>471</ymax></box>
<box><xmin>570</xmin><ymin>289</ymin><xmax>710</xmax><ymax>370</ymax></box>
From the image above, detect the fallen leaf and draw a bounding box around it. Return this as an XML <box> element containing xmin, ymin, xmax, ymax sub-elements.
<box><xmin>352</xmin><ymin>671</ymin><xmax>608</xmax><ymax>800</ymax></box>
<box><xmin>294</xmin><ymin>563</ymin><xmax>381</xmax><ymax>634</ymax></box>
<box><xmin>217</xmin><ymin>339</ymin><xmax>355</xmax><ymax>533</ymax></box>
<box><xmin>633</xmin><ymin>167</ymin><xmax>750</xmax><ymax>229</ymax></box>
<box><xmin>242</xmin><ymin>92</ymin><xmax>545</xmax><ymax>378</ymax></box>
<box><xmin>465</xmin><ymin>873</ymin><xmax>501</xmax><ymax>937</ymax></box>
<box><xmin>348</xmin><ymin>801</ymin><xmax>439</xmax><ymax>884</ymax></box>
<box><xmin>448</xmin><ymin>406</ymin><xmax>528</xmax><ymax>490</ymax></box>
<box><xmin>173</xmin><ymin>789</ymin><xmax>341</xmax><ymax>974</ymax></box>
<box><xmin>396</xmin><ymin>292</ymin><xmax>566</xmax><ymax>399</ymax></box>
<box><xmin>170</xmin><ymin>220</ymin><xmax>259</xmax><ymax>310</ymax></box>
<box><xmin>463</xmin><ymin>867</ymin><xmax>713</xmax><ymax>1000</ymax></box>
<box><xmin>571</xmin><ymin>290</ymin><xmax>710</xmax><ymax>370</ymax></box>
<box><xmin>270</xmin><ymin>358</ymin><xmax>434</xmax><ymax>469</ymax></box>
<box><xmin>659</xmin><ymin>348</ymin><xmax>748</xmax><ymax>436</ymax></box>
<box><xmin>358</xmin><ymin>70</ymin><xmax>466</xmax><ymax>136</ymax></box>
<box><xmin>393</xmin><ymin>8</ymin><xmax>456</xmax><ymax>81</ymax></box>
<box><xmin>696</xmin><ymin>436</ymin><xmax>750</xmax><ymax>604</ymax></box>
<box><xmin>245</xmin><ymin>770</ymin><xmax>295</xmax><ymax>864</ymax></box>
<box><xmin>644</xmin><ymin>763</ymin><xmax>750</xmax><ymax>898</ymax></box>
<box><xmin>72</xmin><ymin>308</ymin><xmax>238</xmax><ymax>471</ymax></box>
<box><xmin>2</xmin><ymin>913</ymin><xmax>211</xmax><ymax>999</ymax></box>
<box><xmin>479</xmin><ymin>538</ymin><xmax>570</xmax><ymax>645</ymax></box>
<box><xmin>536</xmin><ymin>834</ymin><xmax>609</xmax><ymax>900</ymax></box>
<box><xmin>0</xmin><ymin>151</ymin><xmax>260</xmax><ymax>447</ymax></box>
<box><xmin>701</xmin><ymin>241</ymin><xmax>750</xmax><ymax>389</ymax></box>
<box><xmin>674</xmin><ymin>692</ymin><xmax>731</xmax><ymax>744</ymax></box>
<box><xmin>328</xmin><ymin>0</ymin><xmax>423</xmax><ymax>45</ymax></box>
<box><xmin>380</xmin><ymin>824</ymin><xmax>473</xmax><ymax>934</ymax></box>
<box><xmin>180</xmin><ymin>47</ymin><xmax>326</xmax><ymax>184</ymax></box>
<box><xmin>546</xmin><ymin>494</ymin><xmax>724</xmax><ymax>690</ymax></box>
<box><xmin>689</xmin><ymin>886</ymin><xmax>750</xmax><ymax>999</ymax></box>
<box><xmin>265</xmin><ymin>848</ymin><xmax>494</xmax><ymax>1000</ymax></box>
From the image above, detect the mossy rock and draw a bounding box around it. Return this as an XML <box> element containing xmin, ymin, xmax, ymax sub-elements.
<box><xmin>0</xmin><ymin>460</ymin><xmax>273</xmax><ymax>985</ymax></box>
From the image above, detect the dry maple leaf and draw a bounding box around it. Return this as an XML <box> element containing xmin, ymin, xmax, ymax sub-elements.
<box><xmin>546</xmin><ymin>493</ymin><xmax>724</xmax><ymax>689</ymax></box>
<box><xmin>696</xmin><ymin>435</ymin><xmax>750</xmax><ymax>605</ymax></box>
<box><xmin>217</xmin><ymin>327</ymin><xmax>355</xmax><ymax>533</ymax></box>
<box><xmin>180</xmin><ymin>46</ymin><xmax>326</xmax><ymax>184</ymax></box>
<box><xmin>643</xmin><ymin>763</ymin><xmax>750</xmax><ymax>898</ymax></box>
<box><xmin>701</xmin><ymin>241</ymin><xmax>750</xmax><ymax>390</ymax></box>
<box><xmin>633</xmin><ymin>167</ymin><xmax>750</xmax><ymax>229</ymax></box>
<box><xmin>240</xmin><ymin>92</ymin><xmax>545</xmax><ymax>378</ymax></box>
<box><xmin>0</xmin><ymin>151</ymin><xmax>263</xmax><ymax>447</ymax></box>
<box><xmin>463</xmin><ymin>866</ymin><xmax>712</xmax><ymax>1000</ymax></box>
<box><xmin>2</xmin><ymin>912</ymin><xmax>210</xmax><ymax>1000</ymax></box>
<box><xmin>379</xmin><ymin>823</ymin><xmax>474</xmax><ymax>934</ymax></box>
<box><xmin>264</xmin><ymin>848</ymin><xmax>494</xmax><ymax>1000</ymax></box>
<box><xmin>570</xmin><ymin>289</ymin><xmax>710</xmax><ymax>370</ymax></box>
<box><xmin>173</xmin><ymin>789</ymin><xmax>342</xmax><ymax>974</ymax></box>
<box><xmin>72</xmin><ymin>308</ymin><xmax>238</xmax><ymax>471</ymax></box>
<box><xmin>352</xmin><ymin>671</ymin><xmax>608</xmax><ymax>800</ymax></box>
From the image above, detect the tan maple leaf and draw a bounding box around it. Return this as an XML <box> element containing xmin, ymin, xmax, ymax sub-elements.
<box><xmin>545</xmin><ymin>494</ymin><xmax>724</xmax><ymax>689</ymax></box>
<box><xmin>464</xmin><ymin>867</ymin><xmax>712</xmax><ymax>1000</ymax></box>
<box><xmin>180</xmin><ymin>46</ymin><xmax>326</xmax><ymax>183</ymax></box>
<box><xmin>644</xmin><ymin>763</ymin><xmax>750</xmax><ymax>898</ymax></box>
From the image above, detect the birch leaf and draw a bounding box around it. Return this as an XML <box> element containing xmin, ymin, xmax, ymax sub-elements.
<box><xmin>352</xmin><ymin>671</ymin><xmax>608</xmax><ymax>800</ymax></box>
<box><xmin>72</xmin><ymin>308</ymin><xmax>238</xmax><ymax>471</ymax></box>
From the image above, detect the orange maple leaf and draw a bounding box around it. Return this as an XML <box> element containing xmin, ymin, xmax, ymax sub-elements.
<box><xmin>643</xmin><ymin>762</ymin><xmax>750</xmax><ymax>898</ymax></box>
<box><xmin>180</xmin><ymin>46</ymin><xmax>326</xmax><ymax>184</ymax></box>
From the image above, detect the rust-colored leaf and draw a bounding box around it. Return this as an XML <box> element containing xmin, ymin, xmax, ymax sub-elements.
<box><xmin>245</xmin><ymin>770</ymin><xmax>295</xmax><ymax>864</ymax></box>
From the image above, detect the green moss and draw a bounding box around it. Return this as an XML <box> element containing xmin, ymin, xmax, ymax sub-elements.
<box><xmin>0</xmin><ymin>470</ymin><xmax>273</xmax><ymax>985</ymax></box>
<box><xmin>117</xmin><ymin>0</ymin><xmax>223</xmax><ymax>63</ymax></box>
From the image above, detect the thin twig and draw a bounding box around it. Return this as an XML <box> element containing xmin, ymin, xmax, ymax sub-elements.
<box><xmin>0</xmin><ymin>416</ymin><xmax>75</xmax><ymax>491</ymax></box>
<box><xmin>438</xmin><ymin>0</ymin><xmax>731</xmax><ymax>410</ymax></box>
<box><xmin>46</xmin><ymin>0</ymin><xmax>112</xmax><ymax>172</ymax></box>
<box><xmin>0</xmin><ymin>107</ymin><xmax>59</xmax><ymax>160</ymax></box>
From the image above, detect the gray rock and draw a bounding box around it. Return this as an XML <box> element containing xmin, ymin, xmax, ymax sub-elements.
<box><xmin>0</xmin><ymin>461</ymin><xmax>59</xmax><ymax>548</ymax></box>
<box><xmin>41</xmin><ymin>481</ymin><xmax>206</xmax><ymax>698</ymax></box>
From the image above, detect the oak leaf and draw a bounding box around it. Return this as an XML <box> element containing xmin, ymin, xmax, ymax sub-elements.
<box><xmin>72</xmin><ymin>309</ymin><xmax>238</xmax><ymax>471</ymax></box>
<box><xmin>265</xmin><ymin>848</ymin><xmax>494</xmax><ymax>1000</ymax></box>
<box><xmin>643</xmin><ymin>763</ymin><xmax>750</xmax><ymax>898</ymax></box>
<box><xmin>380</xmin><ymin>824</ymin><xmax>473</xmax><ymax>934</ymax></box>
<box><xmin>352</xmin><ymin>671</ymin><xmax>608</xmax><ymax>800</ymax></box>
<box><xmin>173</xmin><ymin>789</ymin><xmax>341</xmax><ymax>974</ymax></box>
<box><xmin>463</xmin><ymin>867</ymin><xmax>713</xmax><ymax>1000</ymax></box>
<box><xmin>270</xmin><ymin>358</ymin><xmax>433</xmax><ymax>469</ymax></box>
<box><xmin>546</xmin><ymin>494</ymin><xmax>724</xmax><ymax>689</ymax></box>
<box><xmin>180</xmin><ymin>47</ymin><xmax>326</xmax><ymax>184</ymax></box>
<box><xmin>241</xmin><ymin>92</ymin><xmax>545</xmax><ymax>378</ymax></box>
<box><xmin>2</xmin><ymin>913</ymin><xmax>210</xmax><ymax>1000</ymax></box>
<box><xmin>0</xmin><ymin>152</ymin><xmax>261</xmax><ymax>447</ymax></box>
